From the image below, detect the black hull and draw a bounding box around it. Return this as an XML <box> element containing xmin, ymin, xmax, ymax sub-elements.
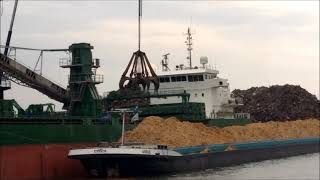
<box><xmin>74</xmin><ymin>142</ymin><xmax>319</xmax><ymax>178</ymax></box>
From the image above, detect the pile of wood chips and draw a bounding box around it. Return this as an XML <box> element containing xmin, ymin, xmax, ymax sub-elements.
<box><xmin>124</xmin><ymin>116</ymin><xmax>320</xmax><ymax>148</ymax></box>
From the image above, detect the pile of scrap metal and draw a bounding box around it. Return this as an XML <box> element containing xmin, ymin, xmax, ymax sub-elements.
<box><xmin>232</xmin><ymin>85</ymin><xmax>320</xmax><ymax>121</ymax></box>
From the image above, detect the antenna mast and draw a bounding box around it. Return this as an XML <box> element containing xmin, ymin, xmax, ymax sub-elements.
<box><xmin>185</xmin><ymin>27</ymin><xmax>194</xmax><ymax>69</ymax></box>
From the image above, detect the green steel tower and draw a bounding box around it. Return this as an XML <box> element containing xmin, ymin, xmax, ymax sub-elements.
<box><xmin>61</xmin><ymin>43</ymin><xmax>103</xmax><ymax>117</ymax></box>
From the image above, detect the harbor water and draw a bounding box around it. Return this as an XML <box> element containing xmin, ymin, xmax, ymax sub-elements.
<box><xmin>66</xmin><ymin>153</ymin><xmax>319</xmax><ymax>180</ymax></box>
<box><xmin>166</xmin><ymin>153</ymin><xmax>320</xmax><ymax>180</ymax></box>
<box><xmin>77</xmin><ymin>153</ymin><xmax>320</xmax><ymax>180</ymax></box>
<box><xmin>94</xmin><ymin>153</ymin><xmax>319</xmax><ymax>180</ymax></box>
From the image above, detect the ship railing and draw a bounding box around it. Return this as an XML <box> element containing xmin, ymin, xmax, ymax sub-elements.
<box><xmin>0</xmin><ymin>115</ymin><xmax>117</xmax><ymax>125</ymax></box>
<box><xmin>234</xmin><ymin>113</ymin><xmax>251</xmax><ymax>119</ymax></box>
<box><xmin>59</xmin><ymin>57</ymin><xmax>74</xmax><ymax>67</ymax></box>
<box><xmin>102</xmin><ymin>88</ymin><xmax>187</xmax><ymax>99</ymax></box>
<box><xmin>92</xmin><ymin>74</ymin><xmax>104</xmax><ymax>83</ymax></box>
<box><xmin>68</xmin><ymin>74</ymin><xmax>104</xmax><ymax>84</ymax></box>
<box><xmin>0</xmin><ymin>118</ymin><xmax>83</xmax><ymax>125</ymax></box>
<box><xmin>0</xmin><ymin>77</ymin><xmax>11</xmax><ymax>88</ymax></box>
<box><xmin>155</xmin><ymin>89</ymin><xmax>186</xmax><ymax>96</ymax></box>
<box><xmin>148</xmin><ymin>88</ymin><xmax>186</xmax><ymax>96</ymax></box>
<box><xmin>60</xmin><ymin>58</ymin><xmax>100</xmax><ymax>68</ymax></box>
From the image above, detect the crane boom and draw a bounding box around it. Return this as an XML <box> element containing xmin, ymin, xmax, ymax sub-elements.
<box><xmin>4</xmin><ymin>0</ymin><xmax>18</xmax><ymax>56</ymax></box>
<box><xmin>0</xmin><ymin>53</ymin><xmax>69</xmax><ymax>105</ymax></box>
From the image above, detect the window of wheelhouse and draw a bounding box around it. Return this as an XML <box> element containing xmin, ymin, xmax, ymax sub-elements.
<box><xmin>199</xmin><ymin>75</ymin><xmax>204</xmax><ymax>81</ymax></box>
<box><xmin>171</xmin><ymin>75</ymin><xmax>187</xmax><ymax>82</ymax></box>
<box><xmin>171</xmin><ymin>76</ymin><xmax>177</xmax><ymax>82</ymax></box>
<box><xmin>188</xmin><ymin>74</ymin><xmax>204</xmax><ymax>82</ymax></box>
<box><xmin>160</xmin><ymin>77</ymin><xmax>170</xmax><ymax>83</ymax></box>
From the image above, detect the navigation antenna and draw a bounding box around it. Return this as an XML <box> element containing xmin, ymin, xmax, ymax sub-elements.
<box><xmin>184</xmin><ymin>27</ymin><xmax>194</xmax><ymax>69</ymax></box>
<box><xmin>161</xmin><ymin>53</ymin><xmax>170</xmax><ymax>71</ymax></box>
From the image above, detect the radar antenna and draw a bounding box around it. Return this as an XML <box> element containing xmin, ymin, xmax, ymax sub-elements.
<box><xmin>161</xmin><ymin>53</ymin><xmax>170</xmax><ymax>71</ymax></box>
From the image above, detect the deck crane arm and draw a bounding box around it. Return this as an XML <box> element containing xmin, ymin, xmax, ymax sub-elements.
<box><xmin>0</xmin><ymin>53</ymin><xmax>70</xmax><ymax>106</ymax></box>
<box><xmin>3</xmin><ymin>0</ymin><xmax>18</xmax><ymax>56</ymax></box>
<box><xmin>1</xmin><ymin>0</ymin><xmax>19</xmax><ymax>99</ymax></box>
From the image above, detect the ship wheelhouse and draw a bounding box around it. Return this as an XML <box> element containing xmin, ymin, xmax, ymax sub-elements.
<box><xmin>150</xmin><ymin>67</ymin><xmax>237</xmax><ymax>119</ymax></box>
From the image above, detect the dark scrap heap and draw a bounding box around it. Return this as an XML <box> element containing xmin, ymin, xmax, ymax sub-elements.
<box><xmin>232</xmin><ymin>85</ymin><xmax>320</xmax><ymax>121</ymax></box>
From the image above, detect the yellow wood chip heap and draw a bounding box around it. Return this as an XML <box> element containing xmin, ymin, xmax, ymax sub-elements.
<box><xmin>124</xmin><ymin>116</ymin><xmax>320</xmax><ymax>148</ymax></box>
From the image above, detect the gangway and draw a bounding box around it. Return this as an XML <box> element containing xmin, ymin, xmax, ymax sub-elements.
<box><xmin>0</xmin><ymin>53</ymin><xmax>70</xmax><ymax>105</ymax></box>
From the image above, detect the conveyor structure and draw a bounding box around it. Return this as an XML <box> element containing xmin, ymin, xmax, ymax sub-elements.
<box><xmin>0</xmin><ymin>53</ymin><xmax>69</xmax><ymax>104</ymax></box>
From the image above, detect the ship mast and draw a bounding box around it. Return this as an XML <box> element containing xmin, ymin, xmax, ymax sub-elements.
<box><xmin>185</xmin><ymin>27</ymin><xmax>193</xmax><ymax>69</ymax></box>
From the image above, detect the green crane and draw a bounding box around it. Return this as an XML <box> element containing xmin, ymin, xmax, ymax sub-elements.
<box><xmin>61</xmin><ymin>43</ymin><xmax>103</xmax><ymax>117</ymax></box>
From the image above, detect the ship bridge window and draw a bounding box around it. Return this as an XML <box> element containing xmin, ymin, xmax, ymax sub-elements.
<box><xmin>199</xmin><ymin>75</ymin><xmax>204</xmax><ymax>81</ymax></box>
<box><xmin>171</xmin><ymin>76</ymin><xmax>187</xmax><ymax>82</ymax></box>
<box><xmin>188</xmin><ymin>75</ymin><xmax>204</xmax><ymax>82</ymax></box>
<box><xmin>160</xmin><ymin>77</ymin><xmax>170</xmax><ymax>83</ymax></box>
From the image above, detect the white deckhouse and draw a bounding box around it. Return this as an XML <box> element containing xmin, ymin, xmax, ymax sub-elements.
<box><xmin>150</xmin><ymin>27</ymin><xmax>242</xmax><ymax>119</ymax></box>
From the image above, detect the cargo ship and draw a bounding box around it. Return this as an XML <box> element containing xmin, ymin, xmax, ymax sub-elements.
<box><xmin>0</xmin><ymin>5</ymin><xmax>250</xmax><ymax>178</ymax></box>
<box><xmin>0</xmin><ymin>37</ymin><xmax>249</xmax><ymax>180</ymax></box>
<box><xmin>0</xmin><ymin>1</ymin><xmax>317</xmax><ymax>180</ymax></box>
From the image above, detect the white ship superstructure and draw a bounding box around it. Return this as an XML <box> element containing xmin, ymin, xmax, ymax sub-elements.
<box><xmin>150</xmin><ymin>65</ymin><xmax>237</xmax><ymax>119</ymax></box>
<box><xmin>150</xmin><ymin>27</ymin><xmax>239</xmax><ymax>119</ymax></box>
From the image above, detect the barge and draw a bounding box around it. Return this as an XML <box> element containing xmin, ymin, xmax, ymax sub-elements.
<box><xmin>68</xmin><ymin>137</ymin><xmax>320</xmax><ymax>178</ymax></box>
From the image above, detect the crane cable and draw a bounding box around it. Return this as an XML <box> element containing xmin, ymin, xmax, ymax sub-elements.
<box><xmin>138</xmin><ymin>0</ymin><xmax>142</xmax><ymax>50</ymax></box>
<box><xmin>0</xmin><ymin>0</ymin><xmax>3</xmax><ymax>54</ymax></box>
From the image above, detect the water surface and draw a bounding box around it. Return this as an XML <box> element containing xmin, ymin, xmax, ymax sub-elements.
<box><xmin>73</xmin><ymin>153</ymin><xmax>320</xmax><ymax>180</ymax></box>
<box><xmin>166</xmin><ymin>153</ymin><xmax>319</xmax><ymax>180</ymax></box>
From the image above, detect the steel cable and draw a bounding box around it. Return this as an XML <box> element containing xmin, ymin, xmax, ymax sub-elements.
<box><xmin>0</xmin><ymin>0</ymin><xmax>3</xmax><ymax>54</ymax></box>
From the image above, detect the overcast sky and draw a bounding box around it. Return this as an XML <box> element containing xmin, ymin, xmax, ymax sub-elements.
<box><xmin>0</xmin><ymin>1</ymin><xmax>319</xmax><ymax>110</ymax></box>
